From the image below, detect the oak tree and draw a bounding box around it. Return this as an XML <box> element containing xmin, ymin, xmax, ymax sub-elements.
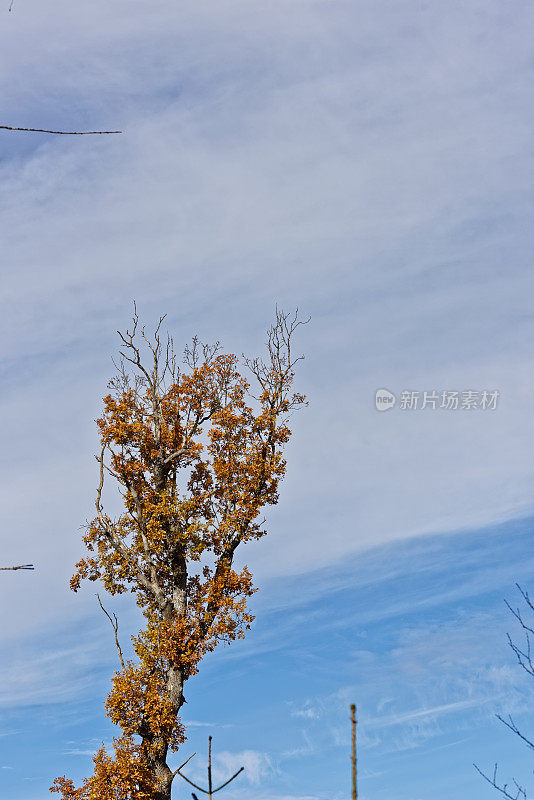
<box><xmin>51</xmin><ymin>308</ymin><xmax>306</xmax><ymax>800</ymax></box>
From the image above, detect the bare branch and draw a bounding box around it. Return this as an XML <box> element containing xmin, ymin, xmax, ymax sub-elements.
<box><xmin>244</xmin><ymin>307</ymin><xmax>309</xmax><ymax>407</ymax></box>
<box><xmin>0</xmin><ymin>564</ymin><xmax>34</xmax><ymax>570</ymax></box>
<box><xmin>474</xmin><ymin>763</ymin><xmax>526</xmax><ymax>800</ymax></box>
<box><xmin>0</xmin><ymin>125</ymin><xmax>121</xmax><ymax>134</ymax></box>
<box><xmin>476</xmin><ymin>584</ymin><xmax>534</xmax><ymax>798</ymax></box>
<box><xmin>171</xmin><ymin>752</ymin><xmax>196</xmax><ymax>778</ymax></box>
<box><xmin>163</xmin><ymin>446</ymin><xmax>188</xmax><ymax>465</ymax></box>
<box><xmin>212</xmin><ymin>767</ymin><xmax>244</xmax><ymax>793</ymax></box>
<box><xmin>95</xmin><ymin>444</ymin><xmax>106</xmax><ymax>517</ymax></box>
<box><xmin>183</xmin><ymin>337</ymin><xmax>221</xmax><ymax>370</ymax></box>
<box><xmin>162</xmin><ymin>409</ymin><xmax>217</xmax><ymax>466</ymax></box>
<box><xmin>496</xmin><ymin>715</ymin><xmax>534</xmax><ymax>752</ymax></box>
<box><xmin>116</xmin><ymin>304</ymin><xmax>154</xmax><ymax>388</ymax></box>
<box><xmin>175</xmin><ymin>771</ymin><xmax>205</xmax><ymax>793</ymax></box>
<box><xmin>96</xmin><ymin>594</ymin><xmax>125</xmax><ymax>671</ymax></box>
<box><xmin>504</xmin><ymin>586</ymin><xmax>534</xmax><ymax>677</ymax></box>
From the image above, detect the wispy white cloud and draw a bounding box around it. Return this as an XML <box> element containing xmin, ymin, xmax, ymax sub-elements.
<box><xmin>215</xmin><ymin>749</ymin><xmax>274</xmax><ymax>786</ymax></box>
<box><xmin>261</xmin><ymin>604</ymin><xmax>534</xmax><ymax>763</ymax></box>
<box><xmin>181</xmin><ymin>747</ymin><xmax>275</xmax><ymax>793</ymax></box>
<box><xmin>367</xmin><ymin>698</ymin><xmax>495</xmax><ymax>730</ymax></box>
<box><xmin>184</xmin><ymin>719</ymin><xmax>234</xmax><ymax>729</ymax></box>
<box><xmin>288</xmin><ymin>700</ymin><xmax>321</xmax><ymax>721</ymax></box>
<box><xmin>281</xmin><ymin>729</ymin><xmax>315</xmax><ymax>759</ymax></box>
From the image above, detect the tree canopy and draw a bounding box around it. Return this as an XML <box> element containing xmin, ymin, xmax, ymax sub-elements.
<box><xmin>51</xmin><ymin>308</ymin><xmax>306</xmax><ymax>800</ymax></box>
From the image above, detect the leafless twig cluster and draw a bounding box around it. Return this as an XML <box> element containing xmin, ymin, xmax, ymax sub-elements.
<box><xmin>474</xmin><ymin>584</ymin><xmax>534</xmax><ymax>799</ymax></box>
<box><xmin>474</xmin><ymin>763</ymin><xmax>526</xmax><ymax>800</ymax></box>
<box><xmin>505</xmin><ymin>585</ymin><xmax>534</xmax><ymax>678</ymax></box>
<box><xmin>244</xmin><ymin>307</ymin><xmax>309</xmax><ymax>407</ymax></box>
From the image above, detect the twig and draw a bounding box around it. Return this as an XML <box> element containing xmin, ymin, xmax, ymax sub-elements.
<box><xmin>0</xmin><ymin>125</ymin><xmax>122</xmax><ymax>135</ymax></box>
<box><xmin>171</xmin><ymin>752</ymin><xmax>196</xmax><ymax>778</ymax></box>
<box><xmin>212</xmin><ymin>767</ymin><xmax>244</xmax><ymax>793</ymax></box>
<box><xmin>474</xmin><ymin>763</ymin><xmax>526</xmax><ymax>800</ymax></box>
<box><xmin>96</xmin><ymin>593</ymin><xmax>125</xmax><ymax>670</ymax></box>
<box><xmin>496</xmin><ymin>714</ymin><xmax>534</xmax><ymax>752</ymax></box>
<box><xmin>0</xmin><ymin>564</ymin><xmax>34</xmax><ymax>570</ymax></box>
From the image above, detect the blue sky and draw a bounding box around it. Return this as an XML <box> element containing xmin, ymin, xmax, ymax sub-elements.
<box><xmin>1</xmin><ymin>1</ymin><xmax>533</xmax><ymax>798</ymax></box>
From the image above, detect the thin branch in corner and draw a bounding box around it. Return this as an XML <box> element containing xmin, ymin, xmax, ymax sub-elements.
<box><xmin>0</xmin><ymin>125</ymin><xmax>122</xmax><ymax>135</ymax></box>
<box><xmin>474</xmin><ymin>763</ymin><xmax>527</xmax><ymax>800</ymax></box>
<box><xmin>0</xmin><ymin>564</ymin><xmax>34</xmax><ymax>570</ymax></box>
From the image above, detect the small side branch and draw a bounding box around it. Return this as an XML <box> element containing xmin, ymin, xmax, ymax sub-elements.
<box><xmin>474</xmin><ymin>763</ymin><xmax>526</xmax><ymax>800</ymax></box>
<box><xmin>0</xmin><ymin>125</ymin><xmax>122</xmax><ymax>135</ymax></box>
<box><xmin>171</xmin><ymin>753</ymin><xmax>196</xmax><ymax>778</ymax></box>
<box><xmin>496</xmin><ymin>714</ymin><xmax>534</xmax><ymax>752</ymax></box>
<box><xmin>176</xmin><ymin>772</ymin><xmax>206</xmax><ymax>793</ymax></box>
<box><xmin>0</xmin><ymin>564</ymin><xmax>34</xmax><ymax>570</ymax></box>
<box><xmin>211</xmin><ymin>767</ymin><xmax>244</xmax><ymax>794</ymax></box>
<box><xmin>96</xmin><ymin>593</ymin><xmax>125</xmax><ymax>671</ymax></box>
